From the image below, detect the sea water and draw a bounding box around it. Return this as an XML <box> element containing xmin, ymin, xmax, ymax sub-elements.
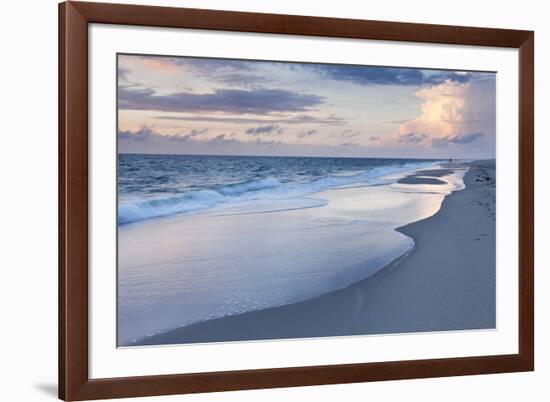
<box><xmin>117</xmin><ymin>154</ymin><xmax>466</xmax><ymax>345</ymax></box>
<box><xmin>118</xmin><ymin>154</ymin><xmax>440</xmax><ymax>224</ymax></box>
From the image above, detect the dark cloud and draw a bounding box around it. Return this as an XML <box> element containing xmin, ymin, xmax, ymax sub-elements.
<box><xmin>118</xmin><ymin>127</ymin><xmax>281</xmax><ymax>148</ymax></box>
<box><xmin>171</xmin><ymin>57</ymin><xmax>255</xmax><ymax>72</ymax></box>
<box><xmin>397</xmin><ymin>132</ymin><xmax>484</xmax><ymax>148</ymax></box>
<box><xmin>300</xmin><ymin>65</ymin><xmax>470</xmax><ymax>86</ymax></box>
<box><xmin>117</xmin><ymin>66</ymin><xmax>130</xmax><ymax>82</ymax></box>
<box><xmin>245</xmin><ymin>124</ymin><xmax>283</xmax><ymax>135</ymax></box>
<box><xmin>254</xmin><ymin>138</ymin><xmax>282</xmax><ymax>146</ymax></box>
<box><xmin>188</xmin><ymin>128</ymin><xmax>209</xmax><ymax>137</ymax></box>
<box><xmin>206</xmin><ymin>134</ymin><xmax>239</xmax><ymax>146</ymax></box>
<box><xmin>132</xmin><ymin>56</ymin><xmax>266</xmax><ymax>87</ymax></box>
<box><xmin>399</xmin><ymin>132</ymin><xmax>483</xmax><ymax>148</ymax></box>
<box><xmin>298</xmin><ymin>129</ymin><xmax>318</xmax><ymax>138</ymax></box>
<box><xmin>215</xmin><ymin>73</ymin><xmax>266</xmax><ymax>86</ymax></box>
<box><xmin>424</xmin><ymin>71</ymin><xmax>471</xmax><ymax>85</ymax></box>
<box><xmin>119</xmin><ymin>127</ymin><xmax>234</xmax><ymax>145</ymax></box>
<box><xmin>118</xmin><ymin>126</ymin><xmax>157</xmax><ymax>142</ymax></box>
<box><xmin>155</xmin><ymin>114</ymin><xmax>346</xmax><ymax>126</ymax></box>
<box><xmin>432</xmin><ymin>132</ymin><xmax>484</xmax><ymax>148</ymax></box>
<box><xmin>400</xmin><ymin>132</ymin><xmax>429</xmax><ymax>144</ymax></box>
<box><xmin>448</xmin><ymin>132</ymin><xmax>484</xmax><ymax>144</ymax></box>
<box><xmin>384</xmin><ymin>119</ymin><xmax>410</xmax><ymax>124</ymax></box>
<box><xmin>178</xmin><ymin>58</ymin><xmax>266</xmax><ymax>86</ymax></box>
<box><xmin>342</xmin><ymin>141</ymin><xmax>359</xmax><ymax>147</ymax></box>
<box><xmin>119</xmin><ymin>86</ymin><xmax>324</xmax><ymax>115</ymax></box>
<box><xmin>118</xmin><ymin>127</ymin><xmax>296</xmax><ymax>156</ymax></box>
<box><xmin>124</xmin><ymin>54</ymin><xmax>473</xmax><ymax>88</ymax></box>
<box><xmin>118</xmin><ymin>127</ymin><xmax>211</xmax><ymax>144</ymax></box>
<box><xmin>331</xmin><ymin>129</ymin><xmax>359</xmax><ymax>139</ymax></box>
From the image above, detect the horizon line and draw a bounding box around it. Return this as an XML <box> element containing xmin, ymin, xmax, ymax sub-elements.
<box><xmin>118</xmin><ymin>151</ymin><xmax>495</xmax><ymax>161</ymax></box>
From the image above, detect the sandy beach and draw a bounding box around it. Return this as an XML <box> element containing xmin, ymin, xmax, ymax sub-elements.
<box><xmin>133</xmin><ymin>160</ymin><xmax>496</xmax><ymax>346</ymax></box>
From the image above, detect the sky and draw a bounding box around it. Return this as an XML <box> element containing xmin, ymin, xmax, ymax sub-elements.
<box><xmin>118</xmin><ymin>54</ymin><xmax>496</xmax><ymax>159</ymax></box>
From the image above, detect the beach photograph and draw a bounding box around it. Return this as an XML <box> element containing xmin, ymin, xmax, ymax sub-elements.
<box><xmin>117</xmin><ymin>54</ymin><xmax>496</xmax><ymax>347</ymax></box>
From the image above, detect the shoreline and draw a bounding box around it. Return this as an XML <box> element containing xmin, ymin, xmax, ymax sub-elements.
<box><xmin>118</xmin><ymin>159</ymin><xmax>452</xmax><ymax>345</ymax></box>
<box><xmin>130</xmin><ymin>160</ymin><xmax>496</xmax><ymax>346</ymax></box>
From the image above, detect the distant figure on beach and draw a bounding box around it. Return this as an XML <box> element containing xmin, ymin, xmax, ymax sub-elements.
<box><xmin>449</xmin><ymin>158</ymin><xmax>453</xmax><ymax>163</ymax></box>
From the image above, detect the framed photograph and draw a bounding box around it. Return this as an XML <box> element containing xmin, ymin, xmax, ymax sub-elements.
<box><xmin>59</xmin><ymin>1</ymin><xmax>534</xmax><ymax>400</ymax></box>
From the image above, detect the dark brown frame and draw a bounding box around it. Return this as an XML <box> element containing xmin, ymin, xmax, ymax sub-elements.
<box><xmin>59</xmin><ymin>1</ymin><xmax>534</xmax><ymax>400</ymax></box>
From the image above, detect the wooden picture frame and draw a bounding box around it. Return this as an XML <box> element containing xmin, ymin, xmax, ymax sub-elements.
<box><xmin>59</xmin><ymin>1</ymin><xmax>534</xmax><ymax>400</ymax></box>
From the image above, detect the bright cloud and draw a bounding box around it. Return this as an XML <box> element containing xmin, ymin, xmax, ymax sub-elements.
<box><xmin>367</xmin><ymin>77</ymin><xmax>494</xmax><ymax>153</ymax></box>
<box><xmin>401</xmin><ymin>81</ymin><xmax>467</xmax><ymax>138</ymax></box>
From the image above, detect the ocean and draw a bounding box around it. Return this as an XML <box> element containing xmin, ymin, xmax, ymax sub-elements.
<box><xmin>118</xmin><ymin>154</ymin><xmax>441</xmax><ymax>224</ymax></box>
<box><xmin>117</xmin><ymin>154</ymin><xmax>466</xmax><ymax>345</ymax></box>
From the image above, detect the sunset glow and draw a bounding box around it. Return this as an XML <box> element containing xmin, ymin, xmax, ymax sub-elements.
<box><xmin>118</xmin><ymin>54</ymin><xmax>496</xmax><ymax>159</ymax></box>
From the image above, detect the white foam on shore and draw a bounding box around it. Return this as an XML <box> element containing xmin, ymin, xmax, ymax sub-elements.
<box><xmin>118</xmin><ymin>164</ymin><xmax>467</xmax><ymax>345</ymax></box>
<box><xmin>118</xmin><ymin>161</ymin><xmax>438</xmax><ymax>225</ymax></box>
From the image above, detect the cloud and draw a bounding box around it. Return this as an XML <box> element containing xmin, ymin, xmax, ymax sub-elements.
<box><xmin>215</xmin><ymin>73</ymin><xmax>266</xmax><ymax>86</ymax></box>
<box><xmin>122</xmin><ymin>54</ymin><xmax>472</xmax><ymax>88</ymax></box>
<box><xmin>254</xmin><ymin>138</ymin><xmax>282</xmax><ymax>146</ymax></box>
<box><xmin>119</xmin><ymin>86</ymin><xmax>324</xmax><ymax>115</ymax></box>
<box><xmin>367</xmin><ymin>77</ymin><xmax>494</xmax><ymax>153</ymax></box>
<box><xmin>298</xmin><ymin>129</ymin><xmax>318</xmax><ymax>138</ymax></box>
<box><xmin>205</xmin><ymin>134</ymin><xmax>240</xmax><ymax>146</ymax></box>
<box><xmin>117</xmin><ymin>54</ymin><xmax>495</xmax><ymax>158</ymax></box>
<box><xmin>397</xmin><ymin>131</ymin><xmax>483</xmax><ymax>148</ymax></box>
<box><xmin>154</xmin><ymin>114</ymin><xmax>347</xmax><ymax>126</ymax></box>
<box><xmin>399</xmin><ymin>81</ymin><xmax>469</xmax><ymax>140</ymax></box>
<box><xmin>118</xmin><ymin>127</ymin><xmax>210</xmax><ymax>143</ymax></box>
<box><xmin>401</xmin><ymin>78</ymin><xmax>493</xmax><ymax>144</ymax></box>
<box><xmin>118</xmin><ymin>126</ymin><xmax>157</xmax><ymax>142</ymax></box>
<box><xmin>117</xmin><ymin>66</ymin><xmax>130</xmax><ymax>82</ymax></box>
<box><xmin>119</xmin><ymin>127</ymin><xmax>236</xmax><ymax>145</ymax></box>
<box><xmin>383</xmin><ymin>119</ymin><xmax>410</xmax><ymax>125</ymax></box>
<box><xmin>331</xmin><ymin>129</ymin><xmax>359</xmax><ymax>139</ymax></box>
<box><xmin>188</xmin><ymin>128</ymin><xmax>209</xmax><ymax>137</ymax></box>
<box><xmin>118</xmin><ymin>126</ymin><xmax>290</xmax><ymax>155</ymax></box>
<box><xmin>180</xmin><ymin>58</ymin><xmax>268</xmax><ymax>86</ymax></box>
<box><xmin>245</xmin><ymin>124</ymin><xmax>283</xmax><ymax>135</ymax></box>
<box><xmin>448</xmin><ymin>132</ymin><xmax>484</xmax><ymax>144</ymax></box>
<box><xmin>176</xmin><ymin>57</ymin><xmax>255</xmax><ymax>72</ymax></box>
<box><xmin>399</xmin><ymin>132</ymin><xmax>429</xmax><ymax>144</ymax></box>
<box><xmin>122</xmin><ymin>55</ymin><xmax>267</xmax><ymax>87</ymax></box>
<box><xmin>431</xmin><ymin>132</ymin><xmax>484</xmax><ymax>147</ymax></box>
<box><xmin>300</xmin><ymin>65</ymin><xmax>471</xmax><ymax>86</ymax></box>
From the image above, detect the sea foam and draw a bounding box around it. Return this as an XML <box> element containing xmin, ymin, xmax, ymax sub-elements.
<box><xmin>118</xmin><ymin>157</ymin><xmax>438</xmax><ymax>225</ymax></box>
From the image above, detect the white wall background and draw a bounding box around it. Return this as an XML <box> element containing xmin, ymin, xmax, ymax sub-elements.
<box><xmin>0</xmin><ymin>0</ymin><xmax>545</xmax><ymax>401</ymax></box>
